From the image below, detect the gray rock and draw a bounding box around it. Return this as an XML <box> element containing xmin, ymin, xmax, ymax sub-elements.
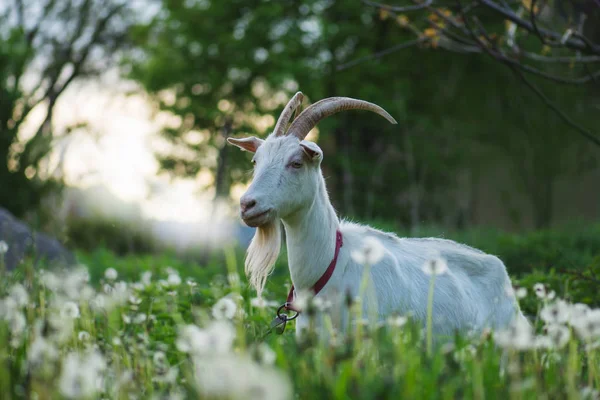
<box><xmin>0</xmin><ymin>207</ymin><xmax>75</xmax><ymax>271</ymax></box>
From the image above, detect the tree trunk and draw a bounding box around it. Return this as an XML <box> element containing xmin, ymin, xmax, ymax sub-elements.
<box><xmin>214</xmin><ymin>119</ymin><xmax>232</xmax><ymax>200</ymax></box>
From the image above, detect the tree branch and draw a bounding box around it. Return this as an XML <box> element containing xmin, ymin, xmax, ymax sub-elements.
<box><xmin>337</xmin><ymin>37</ymin><xmax>426</xmax><ymax>71</ymax></box>
<box><xmin>362</xmin><ymin>0</ymin><xmax>434</xmax><ymax>13</ymax></box>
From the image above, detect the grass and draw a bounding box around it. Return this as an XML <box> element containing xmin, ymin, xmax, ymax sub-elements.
<box><xmin>0</xmin><ymin>242</ymin><xmax>598</xmax><ymax>399</ymax></box>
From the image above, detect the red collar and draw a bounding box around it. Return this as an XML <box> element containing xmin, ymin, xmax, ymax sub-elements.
<box><xmin>284</xmin><ymin>230</ymin><xmax>343</xmax><ymax>313</ymax></box>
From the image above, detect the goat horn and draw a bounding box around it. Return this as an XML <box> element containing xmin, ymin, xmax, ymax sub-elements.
<box><xmin>286</xmin><ymin>97</ymin><xmax>397</xmax><ymax>140</ymax></box>
<box><xmin>272</xmin><ymin>91</ymin><xmax>304</xmax><ymax>137</ymax></box>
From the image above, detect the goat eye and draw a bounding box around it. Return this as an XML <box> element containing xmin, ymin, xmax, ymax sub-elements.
<box><xmin>290</xmin><ymin>161</ymin><xmax>303</xmax><ymax>169</ymax></box>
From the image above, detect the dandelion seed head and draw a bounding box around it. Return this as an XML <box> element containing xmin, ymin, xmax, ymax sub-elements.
<box><xmin>421</xmin><ymin>256</ymin><xmax>449</xmax><ymax>276</ymax></box>
<box><xmin>141</xmin><ymin>271</ymin><xmax>152</xmax><ymax>286</ymax></box>
<box><xmin>534</xmin><ymin>283</ymin><xmax>546</xmax><ymax>299</ymax></box>
<box><xmin>545</xmin><ymin>324</ymin><xmax>571</xmax><ymax>348</ymax></box>
<box><xmin>494</xmin><ymin>317</ymin><xmax>534</xmax><ymax>350</ymax></box>
<box><xmin>60</xmin><ymin>301</ymin><xmax>80</xmax><ymax>319</ymax></box>
<box><xmin>387</xmin><ymin>315</ymin><xmax>408</xmax><ymax>328</ymax></box>
<box><xmin>351</xmin><ymin>236</ymin><xmax>385</xmax><ymax>265</ymax></box>
<box><xmin>104</xmin><ymin>268</ymin><xmax>118</xmax><ymax>281</ymax></box>
<box><xmin>167</xmin><ymin>273</ymin><xmax>182</xmax><ymax>286</ymax></box>
<box><xmin>250</xmin><ymin>297</ymin><xmax>278</xmax><ymax>308</ymax></box>
<box><xmin>59</xmin><ymin>350</ymin><xmax>106</xmax><ymax>399</ymax></box>
<box><xmin>9</xmin><ymin>284</ymin><xmax>29</xmax><ymax>307</ymax></box>
<box><xmin>212</xmin><ymin>297</ymin><xmax>237</xmax><ymax>320</ymax></box>
<box><xmin>540</xmin><ymin>300</ymin><xmax>570</xmax><ymax>325</ymax></box>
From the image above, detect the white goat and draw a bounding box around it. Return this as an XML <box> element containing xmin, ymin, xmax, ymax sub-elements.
<box><xmin>228</xmin><ymin>92</ymin><xmax>526</xmax><ymax>338</ymax></box>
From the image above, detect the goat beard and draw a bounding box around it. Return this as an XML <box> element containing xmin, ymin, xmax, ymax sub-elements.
<box><xmin>245</xmin><ymin>220</ymin><xmax>281</xmax><ymax>297</ymax></box>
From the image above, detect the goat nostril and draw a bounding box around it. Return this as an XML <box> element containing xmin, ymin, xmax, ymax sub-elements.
<box><xmin>241</xmin><ymin>198</ymin><xmax>257</xmax><ymax>212</ymax></box>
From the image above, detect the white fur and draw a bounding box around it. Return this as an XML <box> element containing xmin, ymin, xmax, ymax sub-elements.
<box><xmin>231</xmin><ymin>135</ymin><xmax>526</xmax><ymax>338</ymax></box>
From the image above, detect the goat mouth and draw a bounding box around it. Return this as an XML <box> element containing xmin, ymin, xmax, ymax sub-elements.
<box><xmin>242</xmin><ymin>209</ymin><xmax>273</xmax><ymax>227</ymax></box>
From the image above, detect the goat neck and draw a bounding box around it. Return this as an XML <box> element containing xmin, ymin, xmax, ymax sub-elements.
<box><xmin>281</xmin><ymin>178</ymin><xmax>340</xmax><ymax>292</ymax></box>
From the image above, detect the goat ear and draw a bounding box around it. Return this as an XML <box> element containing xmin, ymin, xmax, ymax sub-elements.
<box><xmin>227</xmin><ymin>136</ymin><xmax>264</xmax><ymax>153</ymax></box>
<box><xmin>300</xmin><ymin>141</ymin><xmax>323</xmax><ymax>162</ymax></box>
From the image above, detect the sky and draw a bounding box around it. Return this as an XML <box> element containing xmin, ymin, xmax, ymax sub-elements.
<box><xmin>19</xmin><ymin>69</ymin><xmax>235</xmax><ymax>225</ymax></box>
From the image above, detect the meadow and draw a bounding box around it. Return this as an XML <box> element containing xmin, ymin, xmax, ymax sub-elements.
<box><xmin>0</xmin><ymin>225</ymin><xmax>599</xmax><ymax>400</ymax></box>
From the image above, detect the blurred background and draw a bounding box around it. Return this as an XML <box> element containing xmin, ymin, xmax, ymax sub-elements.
<box><xmin>1</xmin><ymin>0</ymin><xmax>599</xmax><ymax>266</ymax></box>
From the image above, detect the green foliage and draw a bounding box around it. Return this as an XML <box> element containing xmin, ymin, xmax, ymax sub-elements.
<box><xmin>126</xmin><ymin>1</ymin><xmax>600</xmax><ymax>230</ymax></box>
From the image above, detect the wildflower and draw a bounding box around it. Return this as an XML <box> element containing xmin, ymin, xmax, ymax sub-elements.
<box><xmin>421</xmin><ymin>256</ymin><xmax>449</xmax><ymax>276</ymax></box>
<box><xmin>61</xmin><ymin>301</ymin><xmax>80</xmax><ymax>319</ymax></box>
<box><xmin>540</xmin><ymin>300</ymin><xmax>570</xmax><ymax>325</ymax></box>
<box><xmin>78</xmin><ymin>331</ymin><xmax>91</xmax><ymax>341</ymax></box>
<box><xmin>167</xmin><ymin>272</ymin><xmax>182</xmax><ymax>286</ymax></box>
<box><xmin>533</xmin><ymin>283</ymin><xmax>546</xmax><ymax>299</ymax></box>
<box><xmin>212</xmin><ymin>297</ymin><xmax>237</xmax><ymax>320</ymax></box>
<box><xmin>494</xmin><ymin>317</ymin><xmax>534</xmax><ymax>350</ymax></box>
<box><xmin>256</xmin><ymin>343</ymin><xmax>276</xmax><ymax>365</ymax></box>
<box><xmin>105</xmin><ymin>268</ymin><xmax>118</xmax><ymax>281</ymax></box>
<box><xmin>515</xmin><ymin>287</ymin><xmax>527</xmax><ymax>299</ymax></box>
<box><xmin>153</xmin><ymin>351</ymin><xmax>168</xmax><ymax>368</ymax></box>
<box><xmin>193</xmin><ymin>355</ymin><xmax>291</xmax><ymax>400</ymax></box>
<box><xmin>9</xmin><ymin>284</ymin><xmax>29</xmax><ymax>307</ymax></box>
<box><xmin>580</xmin><ymin>387</ymin><xmax>600</xmax><ymax>400</ymax></box>
<box><xmin>9</xmin><ymin>311</ymin><xmax>26</xmax><ymax>343</ymax></box>
<box><xmin>129</xmin><ymin>295</ymin><xmax>142</xmax><ymax>305</ymax></box>
<box><xmin>134</xmin><ymin>313</ymin><xmax>147</xmax><ymax>324</ymax></box>
<box><xmin>186</xmin><ymin>278</ymin><xmax>197</xmax><ymax>287</ymax></box>
<box><xmin>0</xmin><ymin>240</ymin><xmax>8</xmax><ymax>254</ymax></box>
<box><xmin>141</xmin><ymin>271</ymin><xmax>152</xmax><ymax>286</ymax></box>
<box><xmin>351</xmin><ymin>236</ymin><xmax>385</xmax><ymax>265</ymax></box>
<box><xmin>569</xmin><ymin>303</ymin><xmax>590</xmax><ymax>322</ymax></box>
<box><xmin>387</xmin><ymin>314</ymin><xmax>408</xmax><ymax>328</ymax></box>
<box><xmin>545</xmin><ymin>324</ymin><xmax>571</xmax><ymax>348</ymax></box>
<box><xmin>571</xmin><ymin>309</ymin><xmax>600</xmax><ymax>340</ymax></box>
<box><xmin>291</xmin><ymin>289</ymin><xmax>313</xmax><ymax>312</ymax></box>
<box><xmin>28</xmin><ymin>336</ymin><xmax>59</xmax><ymax>367</ymax></box>
<box><xmin>59</xmin><ymin>350</ymin><xmax>106</xmax><ymax>399</ymax></box>
<box><xmin>122</xmin><ymin>314</ymin><xmax>131</xmax><ymax>324</ymax></box>
<box><xmin>112</xmin><ymin>337</ymin><xmax>122</xmax><ymax>346</ymax></box>
<box><xmin>250</xmin><ymin>297</ymin><xmax>279</xmax><ymax>308</ymax></box>
<box><xmin>176</xmin><ymin>321</ymin><xmax>235</xmax><ymax>356</ymax></box>
<box><xmin>63</xmin><ymin>269</ymin><xmax>91</xmax><ymax>300</ymax></box>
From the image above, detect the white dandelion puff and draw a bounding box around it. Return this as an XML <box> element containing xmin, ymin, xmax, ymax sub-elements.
<box><xmin>104</xmin><ymin>268</ymin><xmax>118</xmax><ymax>281</ymax></box>
<box><xmin>250</xmin><ymin>297</ymin><xmax>279</xmax><ymax>309</ymax></box>
<box><xmin>256</xmin><ymin>343</ymin><xmax>277</xmax><ymax>365</ymax></box>
<box><xmin>176</xmin><ymin>321</ymin><xmax>235</xmax><ymax>356</ymax></box>
<box><xmin>9</xmin><ymin>284</ymin><xmax>29</xmax><ymax>307</ymax></box>
<box><xmin>60</xmin><ymin>301</ymin><xmax>80</xmax><ymax>319</ymax></box>
<box><xmin>515</xmin><ymin>287</ymin><xmax>527</xmax><ymax>299</ymax></box>
<box><xmin>167</xmin><ymin>272</ymin><xmax>182</xmax><ymax>286</ymax></box>
<box><xmin>545</xmin><ymin>324</ymin><xmax>571</xmax><ymax>348</ymax></box>
<box><xmin>533</xmin><ymin>283</ymin><xmax>546</xmax><ymax>299</ymax></box>
<box><xmin>59</xmin><ymin>350</ymin><xmax>106</xmax><ymax>399</ymax></box>
<box><xmin>540</xmin><ymin>300</ymin><xmax>571</xmax><ymax>325</ymax></box>
<box><xmin>351</xmin><ymin>236</ymin><xmax>385</xmax><ymax>265</ymax></box>
<box><xmin>141</xmin><ymin>271</ymin><xmax>152</xmax><ymax>286</ymax></box>
<box><xmin>212</xmin><ymin>297</ymin><xmax>237</xmax><ymax>320</ymax></box>
<box><xmin>387</xmin><ymin>315</ymin><xmax>408</xmax><ymax>328</ymax></box>
<box><xmin>494</xmin><ymin>317</ymin><xmax>534</xmax><ymax>350</ymax></box>
<box><xmin>421</xmin><ymin>256</ymin><xmax>449</xmax><ymax>276</ymax></box>
<box><xmin>134</xmin><ymin>313</ymin><xmax>147</xmax><ymax>324</ymax></box>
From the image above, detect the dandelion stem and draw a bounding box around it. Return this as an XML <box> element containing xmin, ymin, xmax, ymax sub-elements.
<box><xmin>426</xmin><ymin>273</ymin><xmax>436</xmax><ymax>357</ymax></box>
